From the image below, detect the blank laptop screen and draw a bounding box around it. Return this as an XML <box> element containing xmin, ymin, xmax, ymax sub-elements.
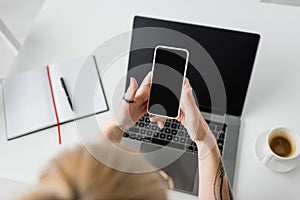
<box><xmin>127</xmin><ymin>16</ymin><xmax>260</xmax><ymax>116</ymax></box>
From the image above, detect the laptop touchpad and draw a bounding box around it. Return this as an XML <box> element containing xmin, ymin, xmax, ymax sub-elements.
<box><xmin>141</xmin><ymin>143</ymin><xmax>198</xmax><ymax>195</ymax></box>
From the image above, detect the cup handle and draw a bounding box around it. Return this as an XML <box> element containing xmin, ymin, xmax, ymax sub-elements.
<box><xmin>262</xmin><ymin>154</ymin><xmax>273</xmax><ymax>166</ymax></box>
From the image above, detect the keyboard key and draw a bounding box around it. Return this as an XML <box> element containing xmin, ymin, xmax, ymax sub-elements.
<box><xmin>173</xmin><ymin>136</ymin><xmax>179</xmax><ymax>142</ymax></box>
<box><xmin>152</xmin><ymin>126</ymin><xmax>158</xmax><ymax>131</ymax></box>
<box><xmin>186</xmin><ymin>145</ymin><xmax>194</xmax><ymax>152</ymax></box>
<box><xmin>145</xmin><ymin>118</ymin><xmax>150</xmax><ymax>123</ymax></box>
<box><xmin>128</xmin><ymin>126</ymin><xmax>139</xmax><ymax>133</ymax></box>
<box><xmin>136</xmin><ymin>135</ymin><xmax>142</xmax><ymax>141</ymax></box>
<box><xmin>143</xmin><ymin>137</ymin><xmax>151</xmax><ymax>143</ymax></box>
<box><xmin>209</xmin><ymin>124</ymin><xmax>215</xmax><ymax>131</ymax></box>
<box><xmin>160</xmin><ymin>133</ymin><xmax>166</xmax><ymax>139</ymax></box>
<box><xmin>185</xmin><ymin>133</ymin><xmax>189</xmax><ymax>138</ymax></box>
<box><xmin>151</xmin><ymin>138</ymin><xmax>185</xmax><ymax>150</ymax></box>
<box><xmin>140</xmin><ymin>116</ymin><xmax>145</xmax><ymax>121</ymax></box>
<box><xmin>140</xmin><ymin>129</ymin><xmax>146</xmax><ymax>134</ymax></box>
<box><xmin>180</xmin><ymin>138</ymin><xmax>186</xmax><ymax>144</ymax></box>
<box><xmin>217</xmin><ymin>139</ymin><xmax>224</xmax><ymax>144</ymax></box>
<box><xmin>165</xmin><ymin>122</ymin><xmax>171</xmax><ymax>127</ymax></box>
<box><xmin>171</xmin><ymin>129</ymin><xmax>177</xmax><ymax>135</ymax></box>
<box><xmin>178</xmin><ymin>131</ymin><xmax>184</xmax><ymax>136</ymax></box>
<box><xmin>147</xmin><ymin>130</ymin><xmax>153</xmax><ymax>136</ymax></box>
<box><xmin>218</xmin><ymin>142</ymin><xmax>223</xmax><ymax>150</ymax></box>
<box><xmin>222</xmin><ymin>124</ymin><xmax>227</xmax><ymax>131</ymax></box>
<box><xmin>123</xmin><ymin>132</ymin><xmax>129</xmax><ymax>137</ymax></box>
<box><xmin>165</xmin><ymin>128</ymin><xmax>171</xmax><ymax>133</ymax></box>
<box><xmin>151</xmin><ymin>138</ymin><xmax>169</xmax><ymax>146</ymax></box>
<box><xmin>171</xmin><ymin>123</ymin><xmax>177</xmax><ymax>129</ymax></box>
<box><xmin>219</xmin><ymin>132</ymin><xmax>225</xmax><ymax>139</ymax></box>
<box><xmin>130</xmin><ymin>134</ymin><xmax>136</xmax><ymax>139</ymax></box>
<box><xmin>194</xmin><ymin>146</ymin><xmax>198</xmax><ymax>153</ymax></box>
<box><xmin>178</xmin><ymin>125</ymin><xmax>184</xmax><ymax>130</ymax></box>
<box><xmin>145</xmin><ymin>124</ymin><xmax>151</xmax><ymax>129</ymax></box>
<box><xmin>153</xmin><ymin>132</ymin><xmax>159</xmax><ymax>137</ymax></box>
<box><xmin>186</xmin><ymin>139</ymin><xmax>193</xmax><ymax>144</ymax></box>
<box><xmin>166</xmin><ymin>135</ymin><xmax>173</xmax><ymax>141</ymax></box>
<box><xmin>216</xmin><ymin>125</ymin><xmax>223</xmax><ymax>132</ymax></box>
<box><xmin>139</xmin><ymin>122</ymin><xmax>145</xmax><ymax>127</ymax></box>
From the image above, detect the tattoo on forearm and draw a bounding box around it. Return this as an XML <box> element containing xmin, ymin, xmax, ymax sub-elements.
<box><xmin>213</xmin><ymin>158</ymin><xmax>226</xmax><ymax>200</ymax></box>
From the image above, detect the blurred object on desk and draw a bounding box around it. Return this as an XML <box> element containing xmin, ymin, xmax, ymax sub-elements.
<box><xmin>261</xmin><ymin>0</ymin><xmax>300</xmax><ymax>7</ymax></box>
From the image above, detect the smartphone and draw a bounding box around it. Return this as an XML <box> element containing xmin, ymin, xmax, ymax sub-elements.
<box><xmin>148</xmin><ymin>45</ymin><xmax>189</xmax><ymax>119</ymax></box>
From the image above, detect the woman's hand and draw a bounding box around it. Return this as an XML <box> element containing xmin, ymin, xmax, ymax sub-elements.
<box><xmin>150</xmin><ymin>78</ymin><xmax>210</xmax><ymax>143</ymax></box>
<box><xmin>100</xmin><ymin>73</ymin><xmax>151</xmax><ymax>143</ymax></box>
<box><xmin>113</xmin><ymin>72</ymin><xmax>151</xmax><ymax>131</ymax></box>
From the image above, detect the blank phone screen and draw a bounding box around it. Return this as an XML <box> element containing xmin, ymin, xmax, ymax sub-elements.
<box><xmin>148</xmin><ymin>47</ymin><xmax>188</xmax><ymax>118</ymax></box>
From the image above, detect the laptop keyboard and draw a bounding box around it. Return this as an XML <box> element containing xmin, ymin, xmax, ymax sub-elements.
<box><xmin>123</xmin><ymin>114</ymin><xmax>227</xmax><ymax>155</ymax></box>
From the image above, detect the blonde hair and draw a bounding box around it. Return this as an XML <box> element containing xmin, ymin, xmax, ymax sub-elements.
<box><xmin>18</xmin><ymin>144</ymin><xmax>168</xmax><ymax>200</ymax></box>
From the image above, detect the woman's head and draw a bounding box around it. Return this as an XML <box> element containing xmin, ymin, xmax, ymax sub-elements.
<box><xmin>18</xmin><ymin>144</ymin><xmax>168</xmax><ymax>200</ymax></box>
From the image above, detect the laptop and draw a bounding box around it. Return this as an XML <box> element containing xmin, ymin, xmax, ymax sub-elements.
<box><xmin>121</xmin><ymin>16</ymin><xmax>260</xmax><ymax>196</ymax></box>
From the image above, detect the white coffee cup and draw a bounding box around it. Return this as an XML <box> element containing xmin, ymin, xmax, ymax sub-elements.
<box><xmin>261</xmin><ymin>127</ymin><xmax>300</xmax><ymax>172</ymax></box>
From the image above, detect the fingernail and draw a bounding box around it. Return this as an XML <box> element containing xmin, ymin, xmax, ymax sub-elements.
<box><xmin>130</xmin><ymin>77</ymin><xmax>133</xmax><ymax>86</ymax></box>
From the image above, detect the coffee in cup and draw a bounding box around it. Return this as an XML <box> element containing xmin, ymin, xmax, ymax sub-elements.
<box><xmin>260</xmin><ymin>127</ymin><xmax>300</xmax><ymax>172</ymax></box>
<box><xmin>269</xmin><ymin>132</ymin><xmax>295</xmax><ymax>158</ymax></box>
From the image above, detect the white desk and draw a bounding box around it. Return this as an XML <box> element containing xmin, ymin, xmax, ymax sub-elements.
<box><xmin>1</xmin><ymin>0</ymin><xmax>300</xmax><ymax>199</ymax></box>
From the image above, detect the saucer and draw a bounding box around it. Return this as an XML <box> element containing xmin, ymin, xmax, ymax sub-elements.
<box><xmin>254</xmin><ymin>130</ymin><xmax>268</xmax><ymax>166</ymax></box>
<box><xmin>254</xmin><ymin>130</ymin><xmax>293</xmax><ymax>172</ymax></box>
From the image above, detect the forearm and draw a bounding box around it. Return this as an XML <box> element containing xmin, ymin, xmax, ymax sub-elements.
<box><xmin>195</xmin><ymin>125</ymin><xmax>231</xmax><ymax>200</ymax></box>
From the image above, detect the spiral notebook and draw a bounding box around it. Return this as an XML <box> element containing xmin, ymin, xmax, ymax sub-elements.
<box><xmin>2</xmin><ymin>55</ymin><xmax>108</xmax><ymax>140</ymax></box>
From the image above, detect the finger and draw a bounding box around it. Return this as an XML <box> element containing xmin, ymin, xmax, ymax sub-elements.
<box><xmin>140</xmin><ymin>72</ymin><xmax>152</xmax><ymax>88</ymax></box>
<box><xmin>136</xmin><ymin>86</ymin><xmax>150</xmax><ymax>103</ymax></box>
<box><xmin>186</xmin><ymin>86</ymin><xmax>196</xmax><ymax>104</ymax></box>
<box><xmin>176</xmin><ymin>110</ymin><xmax>183</xmax><ymax>122</ymax></box>
<box><xmin>183</xmin><ymin>78</ymin><xmax>188</xmax><ymax>86</ymax></box>
<box><xmin>186</xmin><ymin>78</ymin><xmax>192</xmax><ymax>89</ymax></box>
<box><xmin>135</xmin><ymin>72</ymin><xmax>152</xmax><ymax>102</ymax></box>
<box><xmin>150</xmin><ymin>116</ymin><xmax>167</xmax><ymax>122</ymax></box>
<box><xmin>183</xmin><ymin>78</ymin><xmax>191</xmax><ymax>90</ymax></box>
<box><xmin>180</xmin><ymin>88</ymin><xmax>195</xmax><ymax>113</ymax></box>
<box><xmin>182</xmin><ymin>78</ymin><xmax>195</xmax><ymax>104</ymax></box>
<box><xmin>183</xmin><ymin>87</ymin><xmax>195</xmax><ymax>105</ymax></box>
<box><xmin>150</xmin><ymin>116</ymin><xmax>167</xmax><ymax>129</ymax></box>
<box><xmin>124</xmin><ymin>77</ymin><xmax>138</xmax><ymax>100</ymax></box>
<box><xmin>157</xmin><ymin>121</ymin><xmax>164</xmax><ymax>129</ymax></box>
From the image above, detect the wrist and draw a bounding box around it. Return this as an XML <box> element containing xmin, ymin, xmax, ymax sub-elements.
<box><xmin>195</xmin><ymin>130</ymin><xmax>215</xmax><ymax>149</ymax></box>
<box><xmin>101</xmin><ymin>116</ymin><xmax>125</xmax><ymax>143</ymax></box>
<box><xmin>194</xmin><ymin>125</ymin><xmax>218</xmax><ymax>159</ymax></box>
<box><xmin>111</xmin><ymin>114</ymin><xmax>132</xmax><ymax>132</ymax></box>
<box><xmin>192</xmin><ymin>115</ymin><xmax>210</xmax><ymax>142</ymax></box>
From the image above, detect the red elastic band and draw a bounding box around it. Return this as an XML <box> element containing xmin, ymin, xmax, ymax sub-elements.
<box><xmin>46</xmin><ymin>66</ymin><xmax>62</xmax><ymax>144</ymax></box>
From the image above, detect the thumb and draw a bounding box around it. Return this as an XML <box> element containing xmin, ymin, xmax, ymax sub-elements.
<box><xmin>181</xmin><ymin>79</ymin><xmax>196</xmax><ymax>110</ymax></box>
<box><xmin>150</xmin><ymin>116</ymin><xmax>167</xmax><ymax>129</ymax></box>
<box><xmin>124</xmin><ymin>77</ymin><xmax>138</xmax><ymax>100</ymax></box>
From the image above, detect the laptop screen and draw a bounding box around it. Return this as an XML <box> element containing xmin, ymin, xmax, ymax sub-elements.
<box><xmin>127</xmin><ymin>16</ymin><xmax>260</xmax><ymax>116</ymax></box>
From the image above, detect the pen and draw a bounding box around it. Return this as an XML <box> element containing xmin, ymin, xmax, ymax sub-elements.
<box><xmin>60</xmin><ymin>77</ymin><xmax>73</xmax><ymax>111</ymax></box>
